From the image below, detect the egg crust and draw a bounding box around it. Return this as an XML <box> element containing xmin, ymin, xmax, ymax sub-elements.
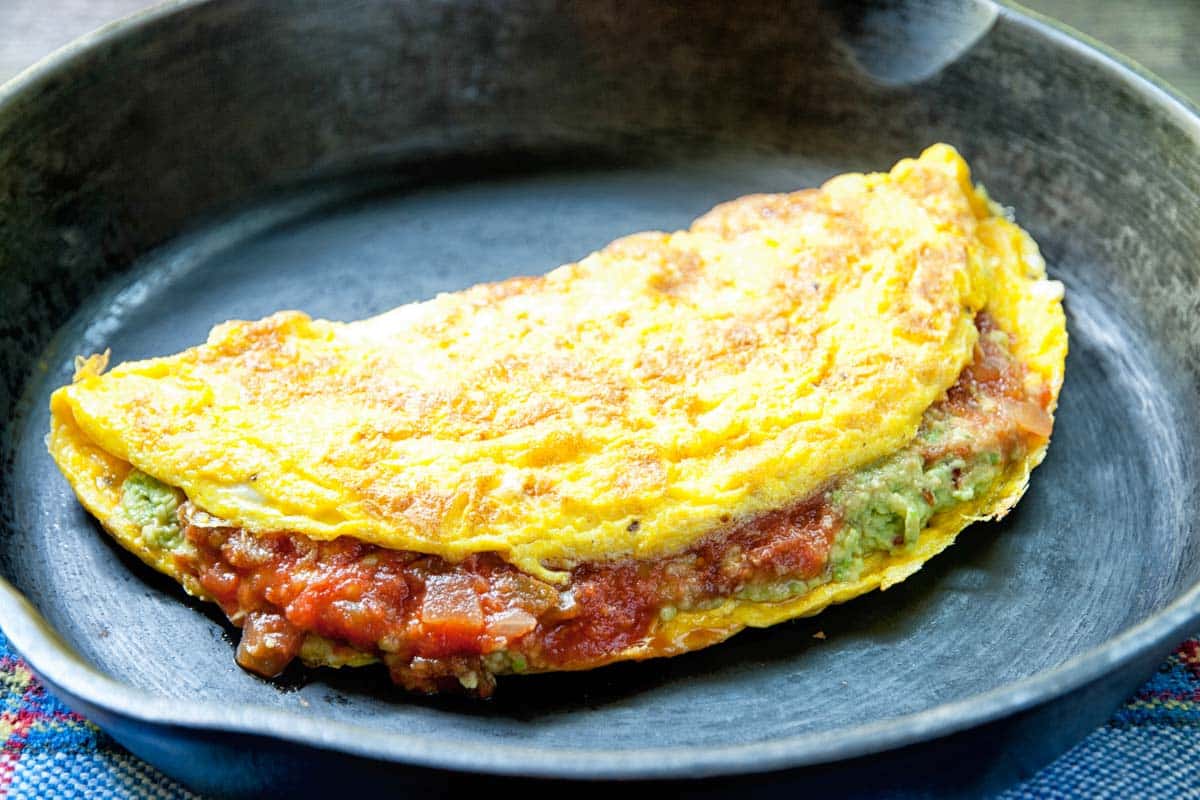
<box><xmin>48</xmin><ymin>144</ymin><xmax>1067</xmax><ymax>694</ymax></box>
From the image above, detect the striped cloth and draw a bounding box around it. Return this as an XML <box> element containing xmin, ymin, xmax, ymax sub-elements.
<box><xmin>0</xmin><ymin>631</ymin><xmax>194</xmax><ymax>799</ymax></box>
<box><xmin>2</xmin><ymin>629</ymin><xmax>1198</xmax><ymax>799</ymax></box>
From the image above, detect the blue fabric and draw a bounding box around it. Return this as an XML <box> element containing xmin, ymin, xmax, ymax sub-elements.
<box><xmin>0</xmin><ymin>629</ymin><xmax>195</xmax><ymax>798</ymax></box>
<box><xmin>2</xmin><ymin>627</ymin><xmax>1197</xmax><ymax>798</ymax></box>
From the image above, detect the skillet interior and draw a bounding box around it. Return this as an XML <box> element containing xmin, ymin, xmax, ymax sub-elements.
<box><xmin>1</xmin><ymin>0</ymin><xmax>1199</xmax><ymax>796</ymax></box>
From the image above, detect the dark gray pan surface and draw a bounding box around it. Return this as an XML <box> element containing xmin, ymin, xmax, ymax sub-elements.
<box><xmin>1</xmin><ymin>1</ymin><xmax>1199</xmax><ymax>796</ymax></box>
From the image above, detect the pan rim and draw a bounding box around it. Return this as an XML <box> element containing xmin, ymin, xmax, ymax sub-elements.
<box><xmin>1</xmin><ymin>0</ymin><xmax>1199</xmax><ymax>781</ymax></box>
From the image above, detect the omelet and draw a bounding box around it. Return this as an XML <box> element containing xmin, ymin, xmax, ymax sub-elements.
<box><xmin>48</xmin><ymin>145</ymin><xmax>1066</xmax><ymax>694</ymax></box>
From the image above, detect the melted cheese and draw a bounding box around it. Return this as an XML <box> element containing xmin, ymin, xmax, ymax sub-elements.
<box><xmin>49</xmin><ymin>144</ymin><xmax>1067</xmax><ymax>584</ymax></box>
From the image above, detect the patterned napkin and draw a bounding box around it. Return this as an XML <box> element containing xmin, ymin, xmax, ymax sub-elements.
<box><xmin>2</xmin><ymin>628</ymin><xmax>1197</xmax><ymax>799</ymax></box>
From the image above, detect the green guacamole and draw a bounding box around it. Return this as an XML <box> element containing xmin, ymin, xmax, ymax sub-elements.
<box><xmin>733</xmin><ymin>438</ymin><xmax>1007</xmax><ymax>604</ymax></box>
<box><xmin>121</xmin><ymin>470</ymin><xmax>184</xmax><ymax>549</ymax></box>
<box><xmin>828</xmin><ymin>449</ymin><xmax>1001</xmax><ymax>582</ymax></box>
<box><xmin>482</xmin><ymin>650</ymin><xmax>529</xmax><ymax>674</ymax></box>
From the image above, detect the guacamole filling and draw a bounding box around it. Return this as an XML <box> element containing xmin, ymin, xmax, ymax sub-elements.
<box><xmin>828</xmin><ymin>449</ymin><xmax>1001</xmax><ymax>583</ymax></box>
<box><xmin>117</xmin><ymin>313</ymin><xmax>1050</xmax><ymax>695</ymax></box>
<box><xmin>739</xmin><ymin>445</ymin><xmax>1005</xmax><ymax>602</ymax></box>
<box><xmin>120</xmin><ymin>470</ymin><xmax>185</xmax><ymax>550</ymax></box>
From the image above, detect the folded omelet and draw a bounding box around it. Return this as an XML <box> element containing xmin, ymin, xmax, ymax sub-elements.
<box><xmin>49</xmin><ymin>145</ymin><xmax>1066</xmax><ymax>694</ymax></box>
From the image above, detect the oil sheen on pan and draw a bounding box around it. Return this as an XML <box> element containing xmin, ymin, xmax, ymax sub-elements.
<box><xmin>48</xmin><ymin>145</ymin><xmax>1067</xmax><ymax>696</ymax></box>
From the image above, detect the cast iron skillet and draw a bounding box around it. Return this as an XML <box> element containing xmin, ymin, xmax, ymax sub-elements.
<box><xmin>2</xmin><ymin>0</ymin><xmax>1199</xmax><ymax>796</ymax></box>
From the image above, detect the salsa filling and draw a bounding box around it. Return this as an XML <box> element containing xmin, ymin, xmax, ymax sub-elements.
<box><xmin>119</xmin><ymin>314</ymin><xmax>1052</xmax><ymax>695</ymax></box>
